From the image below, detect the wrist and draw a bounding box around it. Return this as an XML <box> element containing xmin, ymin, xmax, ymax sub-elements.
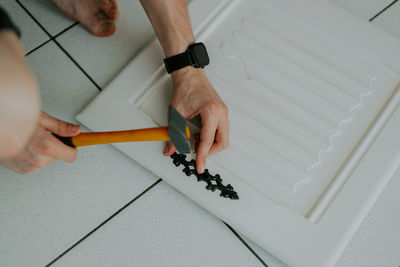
<box><xmin>171</xmin><ymin>66</ymin><xmax>204</xmax><ymax>81</ymax></box>
<box><xmin>164</xmin><ymin>39</ymin><xmax>195</xmax><ymax>58</ymax></box>
<box><xmin>165</xmin><ymin>42</ymin><xmax>209</xmax><ymax>75</ymax></box>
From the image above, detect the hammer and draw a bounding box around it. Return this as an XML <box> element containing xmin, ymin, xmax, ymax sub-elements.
<box><xmin>53</xmin><ymin>106</ymin><xmax>194</xmax><ymax>154</ymax></box>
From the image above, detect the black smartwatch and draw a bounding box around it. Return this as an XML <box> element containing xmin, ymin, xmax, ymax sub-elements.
<box><xmin>164</xmin><ymin>42</ymin><xmax>210</xmax><ymax>74</ymax></box>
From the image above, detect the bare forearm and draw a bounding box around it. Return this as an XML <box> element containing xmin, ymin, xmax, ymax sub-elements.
<box><xmin>139</xmin><ymin>0</ymin><xmax>194</xmax><ymax>57</ymax></box>
<box><xmin>140</xmin><ymin>0</ymin><xmax>230</xmax><ymax>172</ymax></box>
<box><xmin>0</xmin><ymin>31</ymin><xmax>40</xmax><ymax>159</ymax></box>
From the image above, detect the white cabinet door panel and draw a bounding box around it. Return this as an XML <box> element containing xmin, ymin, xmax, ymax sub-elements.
<box><xmin>76</xmin><ymin>0</ymin><xmax>400</xmax><ymax>266</ymax></box>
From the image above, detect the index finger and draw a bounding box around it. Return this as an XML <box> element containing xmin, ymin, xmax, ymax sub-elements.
<box><xmin>196</xmin><ymin>114</ymin><xmax>218</xmax><ymax>174</ymax></box>
<box><xmin>46</xmin><ymin>133</ymin><xmax>78</xmax><ymax>163</ymax></box>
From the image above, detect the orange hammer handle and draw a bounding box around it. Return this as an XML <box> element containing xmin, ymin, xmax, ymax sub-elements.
<box><xmin>53</xmin><ymin>127</ymin><xmax>169</xmax><ymax>147</ymax></box>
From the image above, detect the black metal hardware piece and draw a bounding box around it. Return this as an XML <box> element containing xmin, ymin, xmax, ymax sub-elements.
<box><xmin>170</xmin><ymin>153</ymin><xmax>239</xmax><ymax>200</ymax></box>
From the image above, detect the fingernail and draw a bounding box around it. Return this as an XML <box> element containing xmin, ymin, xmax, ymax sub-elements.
<box><xmin>163</xmin><ymin>146</ymin><xmax>169</xmax><ymax>155</ymax></box>
<box><xmin>68</xmin><ymin>124</ymin><xmax>79</xmax><ymax>131</ymax></box>
<box><xmin>198</xmin><ymin>164</ymin><xmax>205</xmax><ymax>174</ymax></box>
<box><xmin>102</xmin><ymin>22</ymin><xmax>113</xmax><ymax>33</ymax></box>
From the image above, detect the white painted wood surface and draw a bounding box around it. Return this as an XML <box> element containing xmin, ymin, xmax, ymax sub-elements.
<box><xmin>77</xmin><ymin>0</ymin><xmax>400</xmax><ymax>266</ymax></box>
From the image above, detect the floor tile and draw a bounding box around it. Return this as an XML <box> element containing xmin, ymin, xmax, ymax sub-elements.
<box><xmin>335</xmin><ymin>167</ymin><xmax>400</xmax><ymax>267</ymax></box>
<box><xmin>26</xmin><ymin>41</ymin><xmax>96</xmax><ymax>122</ymax></box>
<box><xmin>329</xmin><ymin>0</ymin><xmax>393</xmax><ymax>20</ymax></box>
<box><xmin>53</xmin><ymin>182</ymin><xmax>264</xmax><ymax>267</ymax></box>
<box><xmin>1</xmin><ymin>0</ymin><xmax>49</xmax><ymax>52</ymax></box>
<box><xmin>0</xmin><ymin>42</ymin><xmax>157</xmax><ymax>266</ymax></box>
<box><xmin>242</xmin><ymin>168</ymin><xmax>400</xmax><ymax>267</ymax></box>
<box><xmin>242</xmin><ymin>237</ymin><xmax>288</xmax><ymax>267</ymax></box>
<box><xmin>372</xmin><ymin>1</ymin><xmax>400</xmax><ymax>39</ymax></box>
<box><xmin>56</xmin><ymin>0</ymin><xmax>155</xmax><ymax>88</ymax></box>
<box><xmin>18</xmin><ymin>0</ymin><xmax>75</xmax><ymax>36</ymax></box>
<box><xmin>2</xmin><ymin>1</ymin><xmax>399</xmax><ymax>267</ymax></box>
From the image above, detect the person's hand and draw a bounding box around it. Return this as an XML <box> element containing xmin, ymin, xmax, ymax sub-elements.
<box><xmin>0</xmin><ymin>111</ymin><xmax>81</xmax><ymax>174</ymax></box>
<box><xmin>163</xmin><ymin>67</ymin><xmax>229</xmax><ymax>173</ymax></box>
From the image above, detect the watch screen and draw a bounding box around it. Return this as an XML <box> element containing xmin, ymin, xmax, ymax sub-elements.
<box><xmin>192</xmin><ymin>43</ymin><xmax>210</xmax><ymax>67</ymax></box>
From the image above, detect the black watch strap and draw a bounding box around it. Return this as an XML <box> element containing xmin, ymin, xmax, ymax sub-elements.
<box><xmin>164</xmin><ymin>51</ymin><xmax>193</xmax><ymax>74</ymax></box>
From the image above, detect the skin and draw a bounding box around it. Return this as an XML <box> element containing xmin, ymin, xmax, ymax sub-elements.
<box><xmin>0</xmin><ymin>31</ymin><xmax>39</xmax><ymax>159</ymax></box>
<box><xmin>140</xmin><ymin>0</ymin><xmax>230</xmax><ymax>173</ymax></box>
<box><xmin>0</xmin><ymin>31</ymin><xmax>81</xmax><ymax>174</ymax></box>
<box><xmin>1</xmin><ymin>0</ymin><xmax>229</xmax><ymax>174</ymax></box>
<box><xmin>51</xmin><ymin>0</ymin><xmax>119</xmax><ymax>36</ymax></box>
<box><xmin>0</xmin><ymin>112</ymin><xmax>81</xmax><ymax>174</ymax></box>
<box><xmin>52</xmin><ymin>0</ymin><xmax>230</xmax><ymax>173</ymax></box>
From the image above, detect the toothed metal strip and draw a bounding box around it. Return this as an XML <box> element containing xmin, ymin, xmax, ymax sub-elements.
<box><xmin>171</xmin><ymin>153</ymin><xmax>239</xmax><ymax>200</ymax></box>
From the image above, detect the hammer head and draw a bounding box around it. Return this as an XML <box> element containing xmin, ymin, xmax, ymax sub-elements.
<box><xmin>168</xmin><ymin>106</ymin><xmax>194</xmax><ymax>154</ymax></box>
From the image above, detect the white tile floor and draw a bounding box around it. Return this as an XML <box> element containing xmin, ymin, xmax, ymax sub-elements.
<box><xmin>2</xmin><ymin>0</ymin><xmax>48</xmax><ymax>52</ymax></box>
<box><xmin>372</xmin><ymin>1</ymin><xmax>400</xmax><ymax>37</ymax></box>
<box><xmin>56</xmin><ymin>0</ymin><xmax>155</xmax><ymax>88</ymax></box>
<box><xmin>1</xmin><ymin>0</ymin><xmax>399</xmax><ymax>266</ymax></box>
<box><xmin>18</xmin><ymin>0</ymin><xmax>75</xmax><ymax>36</ymax></box>
<box><xmin>331</xmin><ymin>0</ymin><xmax>394</xmax><ymax>20</ymax></box>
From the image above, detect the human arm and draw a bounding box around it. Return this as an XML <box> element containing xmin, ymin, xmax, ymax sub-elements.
<box><xmin>139</xmin><ymin>0</ymin><xmax>229</xmax><ymax>173</ymax></box>
<box><xmin>1</xmin><ymin>111</ymin><xmax>81</xmax><ymax>174</ymax></box>
<box><xmin>0</xmin><ymin>30</ymin><xmax>81</xmax><ymax>173</ymax></box>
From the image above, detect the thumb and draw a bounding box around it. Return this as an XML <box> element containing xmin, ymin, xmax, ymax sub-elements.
<box><xmin>40</xmin><ymin>112</ymin><xmax>81</xmax><ymax>137</ymax></box>
<box><xmin>163</xmin><ymin>141</ymin><xmax>176</xmax><ymax>156</ymax></box>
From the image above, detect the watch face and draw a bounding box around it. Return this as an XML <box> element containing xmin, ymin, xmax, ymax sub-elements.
<box><xmin>191</xmin><ymin>43</ymin><xmax>210</xmax><ymax>67</ymax></box>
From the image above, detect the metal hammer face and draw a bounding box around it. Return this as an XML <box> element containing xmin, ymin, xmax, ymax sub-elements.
<box><xmin>168</xmin><ymin>106</ymin><xmax>194</xmax><ymax>154</ymax></box>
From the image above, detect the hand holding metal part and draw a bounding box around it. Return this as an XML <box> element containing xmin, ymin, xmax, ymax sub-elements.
<box><xmin>164</xmin><ymin>68</ymin><xmax>230</xmax><ymax>174</ymax></box>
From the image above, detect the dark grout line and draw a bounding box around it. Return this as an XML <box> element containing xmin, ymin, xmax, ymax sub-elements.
<box><xmin>25</xmin><ymin>38</ymin><xmax>52</xmax><ymax>57</ymax></box>
<box><xmin>17</xmin><ymin>0</ymin><xmax>268</xmax><ymax>266</ymax></box>
<box><xmin>53</xmin><ymin>22</ymin><xmax>79</xmax><ymax>39</ymax></box>
<box><xmin>15</xmin><ymin>0</ymin><xmax>102</xmax><ymax>91</ymax></box>
<box><xmin>19</xmin><ymin>0</ymin><xmax>154</xmax><ymax>261</ymax></box>
<box><xmin>369</xmin><ymin>0</ymin><xmax>398</xmax><ymax>22</ymax></box>
<box><xmin>23</xmin><ymin>22</ymin><xmax>78</xmax><ymax>58</ymax></box>
<box><xmin>15</xmin><ymin>0</ymin><xmax>52</xmax><ymax>36</ymax></box>
<box><xmin>53</xmin><ymin>39</ymin><xmax>103</xmax><ymax>91</ymax></box>
<box><xmin>224</xmin><ymin>222</ymin><xmax>269</xmax><ymax>267</ymax></box>
<box><xmin>45</xmin><ymin>178</ymin><xmax>162</xmax><ymax>267</ymax></box>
